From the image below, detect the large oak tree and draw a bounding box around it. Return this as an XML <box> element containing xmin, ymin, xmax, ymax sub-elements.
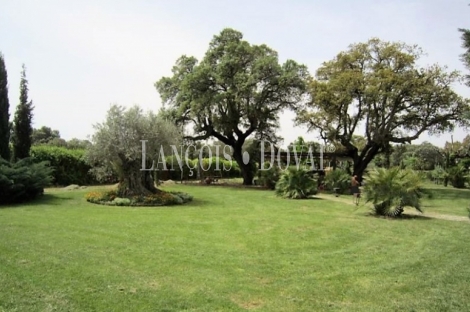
<box><xmin>156</xmin><ymin>28</ymin><xmax>309</xmax><ymax>185</ymax></box>
<box><xmin>295</xmin><ymin>38</ymin><xmax>470</xmax><ymax>179</ymax></box>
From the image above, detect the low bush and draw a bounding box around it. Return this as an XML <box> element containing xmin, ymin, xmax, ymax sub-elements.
<box><xmin>257</xmin><ymin>162</ymin><xmax>281</xmax><ymax>189</ymax></box>
<box><xmin>324</xmin><ymin>169</ymin><xmax>350</xmax><ymax>194</ymax></box>
<box><xmin>275</xmin><ymin>167</ymin><xmax>317</xmax><ymax>199</ymax></box>
<box><xmin>156</xmin><ymin>157</ymin><xmax>242</xmax><ymax>181</ymax></box>
<box><xmin>363</xmin><ymin>167</ymin><xmax>425</xmax><ymax>217</ymax></box>
<box><xmin>447</xmin><ymin>165</ymin><xmax>468</xmax><ymax>189</ymax></box>
<box><xmin>85</xmin><ymin>189</ymin><xmax>193</xmax><ymax>206</ymax></box>
<box><xmin>431</xmin><ymin>166</ymin><xmax>447</xmax><ymax>185</ymax></box>
<box><xmin>0</xmin><ymin>157</ymin><xmax>53</xmax><ymax>204</ymax></box>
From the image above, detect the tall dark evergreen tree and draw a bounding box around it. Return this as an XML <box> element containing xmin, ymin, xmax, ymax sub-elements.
<box><xmin>0</xmin><ymin>53</ymin><xmax>10</xmax><ymax>161</ymax></box>
<box><xmin>12</xmin><ymin>64</ymin><xmax>34</xmax><ymax>160</ymax></box>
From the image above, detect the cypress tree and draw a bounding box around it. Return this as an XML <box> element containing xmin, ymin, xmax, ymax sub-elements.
<box><xmin>12</xmin><ymin>64</ymin><xmax>34</xmax><ymax>160</ymax></box>
<box><xmin>0</xmin><ymin>53</ymin><xmax>10</xmax><ymax>160</ymax></box>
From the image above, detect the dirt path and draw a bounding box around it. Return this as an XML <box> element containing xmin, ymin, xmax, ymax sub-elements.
<box><xmin>316</xmin><ymin>192</ymin><xmax>470</xmax><ymax>223</ymax></box>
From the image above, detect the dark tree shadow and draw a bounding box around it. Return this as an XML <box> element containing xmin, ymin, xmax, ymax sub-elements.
<box><xmin>364</xmin><ymin>212</ymin><xmax>434</xmax><ymax>221</ymax></box>
<box><xmin>182</xmin><ymin>198</ymin><xmax>212</xmax><ymax>208</ymax></box>
<box><xmin>0</xmin><ymin>193</ymin><xmax>73</xmax><ymax>209</ymax></box>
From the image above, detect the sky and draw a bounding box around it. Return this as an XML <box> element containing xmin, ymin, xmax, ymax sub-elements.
<box><xmin>1</xmin><ymin>0</ymin><xmax>469</xmax><ymax>148</ymax></box>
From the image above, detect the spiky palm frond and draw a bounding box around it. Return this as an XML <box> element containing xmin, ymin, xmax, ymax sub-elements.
<box><xmin>363</xmin><ymin>167</ymin><xmax>424</xmax><ymax>217</ymax></box>
<box><xmin>275</xmin><ymin>168</ymin><xmax>317</xmax><ymax>199</ymax></box>
<box><xmin>324</xmin><ymin>169</ymin><xmax>350</xmax><ymax>194</ymax></box>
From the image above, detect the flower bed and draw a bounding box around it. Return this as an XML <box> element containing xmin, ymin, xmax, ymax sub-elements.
<box><xmin>85</xmin><ymin>189</ymin><xmax>193</xmax><ymax>206</ymax></box>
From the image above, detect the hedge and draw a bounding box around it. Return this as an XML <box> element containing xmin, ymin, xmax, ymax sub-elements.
<box><xmin>30</xmin><ymin>145</ymin><xmax>100</xmax><ymax>186</ymax></box>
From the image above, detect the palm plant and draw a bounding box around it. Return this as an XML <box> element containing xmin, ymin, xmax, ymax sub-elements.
<box><xmin>446</xmin><ymin>165</ymin><xmax>468</xmax><ymax>189</ymax></box>
<box><xmin>324</xmin><ymin>169</ymin><xmax>350</xmax><ymax>194</ymax></box>
<box><xmin>275</xmin><ymin>167</ymin><xmax>317</xmax><ymax>199</ymax></box>
<box><xmin>362</xmin><ymin>167</ymin><xmax>425</xmax><ymax>217</ymax></box>
<box><xmin>258</xmin><ymin>162</ymin><xmax>281</xmax><ymax>190</ymax></box>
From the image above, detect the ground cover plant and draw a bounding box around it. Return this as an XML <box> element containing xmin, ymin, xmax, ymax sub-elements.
<box><xmin>85</xmin><ymin>188</ymin><xmax>193</xmax><ymax>206</ymax></box>
<box><xmin>0</xmin><ymin>184</ymin><xmax>469</xmax><ymax>311</ymax></box>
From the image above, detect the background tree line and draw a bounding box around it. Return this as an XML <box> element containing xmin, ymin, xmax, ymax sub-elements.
<box><xmin>1</xmin><ymin>23</ymin><xmax>470</xmax><ymax>201</ymax></box>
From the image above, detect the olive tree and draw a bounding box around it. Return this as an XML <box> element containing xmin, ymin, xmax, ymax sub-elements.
<box><xmin>87</xmin><ymin>104</ymin><xmax>181</xmax><ymax>196</ymax></box>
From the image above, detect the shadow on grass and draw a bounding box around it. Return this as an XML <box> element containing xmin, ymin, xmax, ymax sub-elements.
<box><xmin>0</xmin><ymin>193</ymin><xmax>73</xmax><ymax>209</ymax></box>
<box><xmin>177</xmin><ymin>182</ymin><xmax>272</xmax><ymax>191</ymax></box>
<box><xmin>365</xmin><ymin>212</ymin><xmax>434</xmax><ymax>221</ymax></box>
<box><xmin>183</xmin><ymin>198</ymin><xmax>213</xmax><ymax>207</ymax></box>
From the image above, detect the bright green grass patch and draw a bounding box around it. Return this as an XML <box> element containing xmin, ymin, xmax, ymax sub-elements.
<box><xmin>0</xmin><ymin>185</ymin><xmax>469</xmax><ymax>311</ymax></box>
<box><xmin>421</xmin><ymin>183</ymin><xmax>470</xmax><ymax>217</ymax></box>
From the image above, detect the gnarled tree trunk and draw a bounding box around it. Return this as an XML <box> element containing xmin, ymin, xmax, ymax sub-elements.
<box><xmin>117</xmin><ymin>160</ymin><xmax>158</xmax><ymax>197</ymax></box>
<box><xmin>351</xmin><ymin>143</ymin><xmax>381</xmax><ymax>182</ymax></box>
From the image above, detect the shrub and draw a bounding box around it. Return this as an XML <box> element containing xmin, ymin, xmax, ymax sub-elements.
<box><xmin>157</xmin><ymin>157</ymin><xmax>242</xmax><ymax>181</ymax></box>
<box><xmin>0</xmin><ymin>157</ymin><xmax>53</xmax><ymax>204</ymax></box>
<box><xmin>85</xmin><ymin>189</ymin><xmax>193</xmax><ymax>206</ymax></box>
<box><xmin>431</xmin><ymin>166</ymin><xmax>447</xmax><ymax>185</ymax></box>
<box><xmin>257</xmin><ymin>162</ymin><xmax>280</xmax><ymax>189</ymax></box>
<box><xmin>447</xmin><ymin>165</ymin><xmax>467</xmax><ymax>189</ymax></box>
<box><xmin>275</xmin><ymin>167</ymin><xmax>317</xmax><ymax>199</ymax></box>
<box><xmin>112</xmin><ymin>198</ymin><xmax>132</xmax><ymax>206</ymax></box>
<box><xmin>31</xmin><ymin>145</ymin><xmax>114</xmax><ymax>186</ymax></box>
<box><xmin>170</xmin><ymin>191</ymin><xmax>194</xmax><ymax>203</ymax></box>
<box><xmin>362</xmin><ymin>167</ymin><xmax>425</xmax><ymax>217</ymax></box>
<box><xmin>324</xmin><ymin>169</ymin><xmax>350</xmax><ymax>194</ymax></box>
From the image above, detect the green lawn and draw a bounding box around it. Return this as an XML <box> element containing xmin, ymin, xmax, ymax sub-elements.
<box><xmin>0</xmin><ymin>184</ymin><xmax>469</xmax><ymax>311</ymax></box>
<box><xmin>420</xmin><ymin>183</ymin><xmax>470</xmax><ymax>217</ymax></box>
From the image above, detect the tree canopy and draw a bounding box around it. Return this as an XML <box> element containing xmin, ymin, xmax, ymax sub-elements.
<box><xmin>459</xmin><ymin>27</ymin><xmax>470</xmax><ymax>87</ymax></box>
<box><xmin>32</xmin><ymin>126</ymin><xmax>60</xmax><ymax>145</ymax></box>
<box><xmin>155</xmin><ymin>28</ymin><xmax>309</xmax><ymax>185</ymax></box>
<box><xmin>295</xmin><ymin>38</ymin><xmax>470</xmax><ymax>179</ymax></box>
<box><xmin>87</xmin><ymin>104</ymin><xmax>181</xmax><ymax>196</ymax></box>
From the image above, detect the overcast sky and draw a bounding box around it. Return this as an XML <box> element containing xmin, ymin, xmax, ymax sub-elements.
<box><xmin>1</xmin><ymin>0</ymin><xmax>469</xmax><ymax>147</ymax></box>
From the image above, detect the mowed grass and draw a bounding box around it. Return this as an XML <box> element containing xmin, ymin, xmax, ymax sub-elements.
<box><xmin>0</xmin><ymin>184</ymin><xmax>469</xmax><ymax>311</ymax></box>
<box><xmin>421</xmin><ymin>183</ymin><xmax>470</xmax><ymax>217</ymax></box>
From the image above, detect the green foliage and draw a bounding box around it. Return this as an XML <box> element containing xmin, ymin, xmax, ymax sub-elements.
<box><xmin>156</xmin><ymin>28</ymin><xmax>309</xmax><ymax>185</ymax></box>
<box><xmin>431</xmin><ymin>166</ymin><xmax>448</xmax><ymax>184</ymax></box>
<box><xmin>155</xmin><ymin>156</ymin><xmax>241</xmax><ymax>181</ymax></box>
<box><xmin>86</xmin><ymin>104</ymin><xmax>181</xmax><ymax>197</ymax></box>
<box><xmin>32</xmin><ymin>126</ymin><xmax>60</xmax><ymax>145</ymax></box>
<box><xmin>363</xmin><ymin>167</ymin><xmax>425</xmax><ymax>217</ymax></box>
<box><xmin>324</xmin><ymin>169</ymin><xmax>350</xmax><ymax>194</ymax></box>
<box><xmin>447</xmin><ymin>165</ymin><xmax>468</xmax><ymax>189</ymax></box>
<box><xmin>12</xmin><ymin>64</ymin><xmax>33</xmax><ymax>160</ymax></box>
<box><xmin>295</xmin><ymin>38</ymin><xmax>470</xmax><ymax>178</ymax></box>
<box><xmin>198</xmin><ymin>157</ymin><xmax>239</xmax><ymax>177</ymax></box>
<box><xmin>31</xmin><ymin>145</ymin><xmax>109</xmax><ymax>186</ymax></box>
<box><xmin>459</xmin><ymin>28</ymin><xmax>470</xmax><ymax>86</ymax></box>
<box><xmin>275</xmin><ymin>167</ymin><xmax>317</xmax><ymax>199</ymax></box>
<box><xmin>85</xmin><ymin>189</ymin><xmax>193</xmax><ymax>206</ymax></box>
<box><xmin>111</xmin><ymin>197</ymin><xmax>132</xmax><ymax>206</ymax></box>
<box><xmin>0</xmin><ymin>157</ymin><xmax>53</xmax><ymax>204</ymax></box>
<box><xmin>0</xmin><ymin>52</ymin><xmax>10</xmax><ymax>161</ymax></box>
<box><xmin>258</xmin><ymin>162</ymin><xmax>281</xmax><ymax>189</ymax></box>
